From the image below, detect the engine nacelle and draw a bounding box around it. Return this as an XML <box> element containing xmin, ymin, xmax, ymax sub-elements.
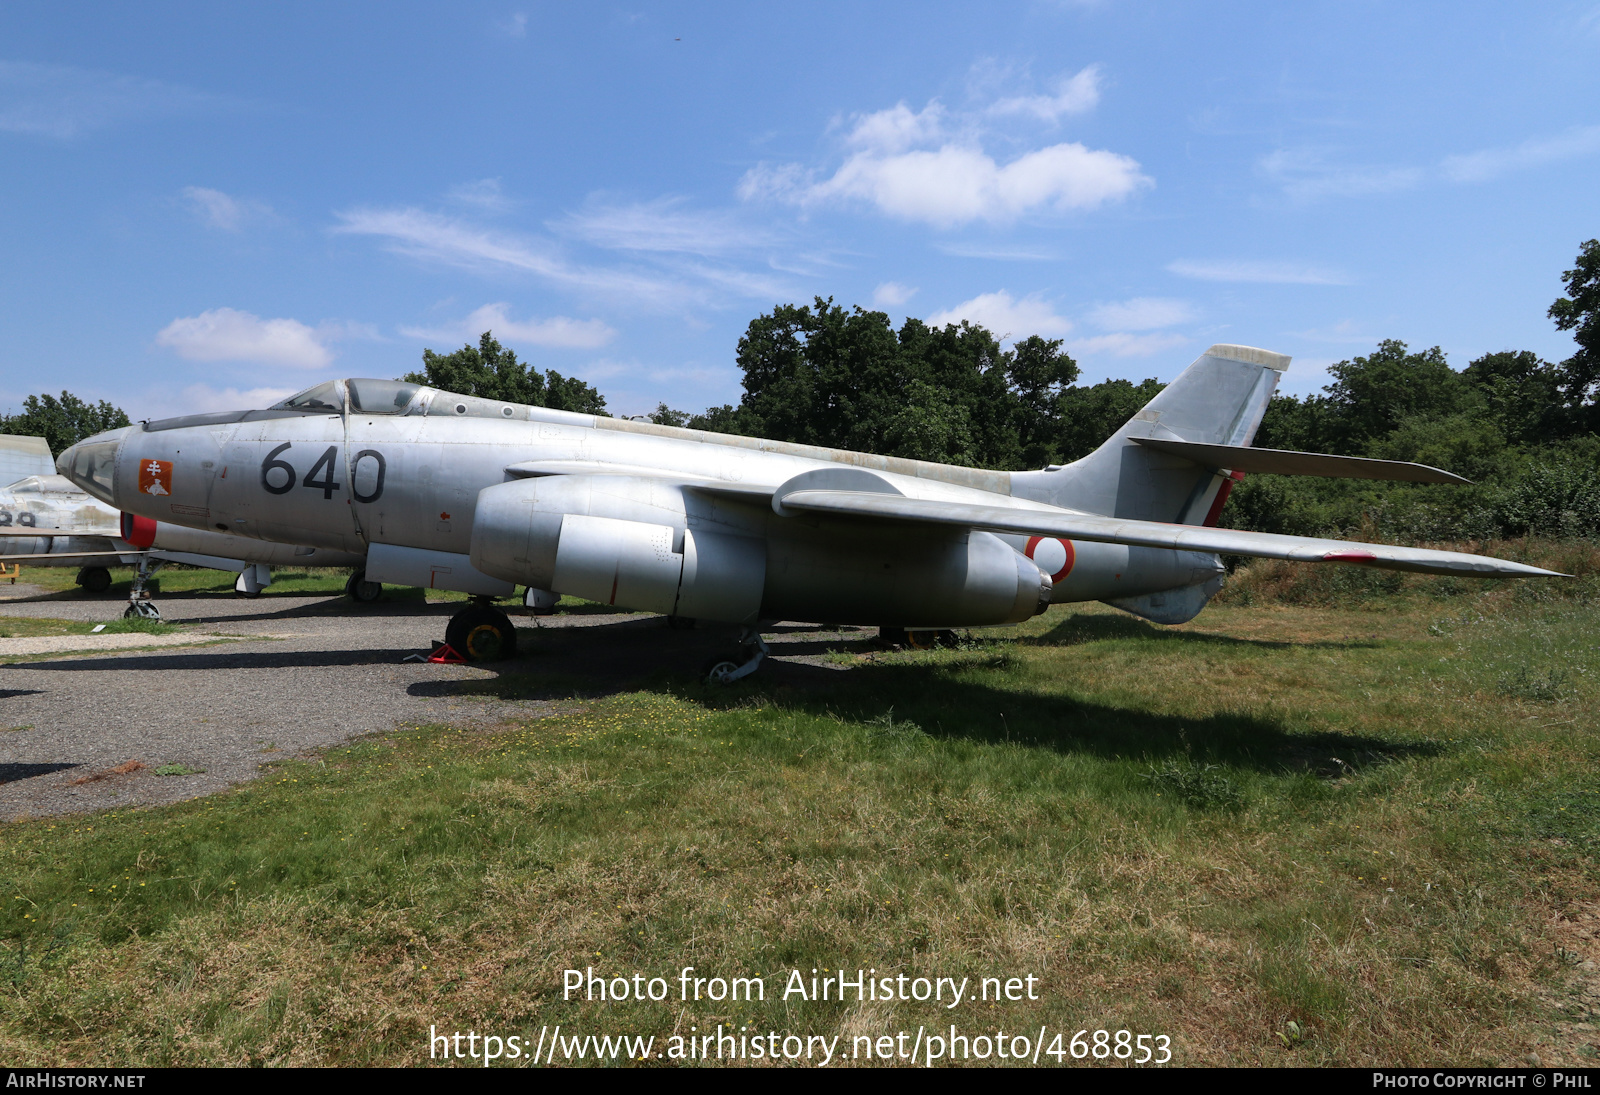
<box><xmin>470</xmin><ymin>476</ymin><xmax>766</xmax><ymax>624</ymax></box>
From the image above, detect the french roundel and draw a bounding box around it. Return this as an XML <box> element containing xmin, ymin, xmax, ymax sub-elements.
<box><xmin>1024</xmin><ymin>536</ymin><xmax>1075</xmax><ymax>581</ymax></box>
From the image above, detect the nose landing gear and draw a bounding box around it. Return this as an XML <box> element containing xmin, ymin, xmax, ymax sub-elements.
<box><xmin>444</xmin><ymin>599</ymin><xmax>517</xmax><ymax>662</ymax></box>
<box><xmin>703</xmin><ymin>627</ymin><xmax>768</xmax><ymax>685</ymax></box>
<box><xmin>123</xmin><ymin>556</ymin><xmax>164</xmax><ymax>620</ymax></box>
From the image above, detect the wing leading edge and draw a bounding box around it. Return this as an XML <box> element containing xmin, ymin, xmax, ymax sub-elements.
<box><xmin>776</xmin><ymin>489</ymin><xmax>1564</xmax><ymax>579</ymax></box>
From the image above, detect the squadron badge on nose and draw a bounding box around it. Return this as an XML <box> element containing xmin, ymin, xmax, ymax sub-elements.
<box><xmin>139</xmin><ymin>459</ymin><xmax>173</xmax><ymax>496</ymax></box>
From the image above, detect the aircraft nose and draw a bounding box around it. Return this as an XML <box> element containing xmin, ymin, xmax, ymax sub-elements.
<box><xmin>58</xmin><ymin>425</ymin><xmax>133</xmax><ymax>505</ymax></box>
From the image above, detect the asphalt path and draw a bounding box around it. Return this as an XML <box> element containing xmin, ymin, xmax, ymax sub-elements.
<box><xmin>0</xmin><ymin>586</ymin><xmax>864</xmax><ymax>820</ymax></box>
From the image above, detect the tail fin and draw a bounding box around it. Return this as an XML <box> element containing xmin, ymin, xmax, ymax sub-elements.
<box><xmin>1012</xmin><ymin>343</ymin><xmax>1288</xmax><ymax>522</ymax></box>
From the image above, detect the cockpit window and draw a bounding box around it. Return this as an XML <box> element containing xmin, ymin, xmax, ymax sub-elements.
<box><xmin>347</xmin><ymin>379</ymin><xmax>420</xmax><ymax>414</ymax></box>
<box><xmin>273</xmin><ymin>381</ymin><xmax>344</xmax><ymax>413</ymax></box>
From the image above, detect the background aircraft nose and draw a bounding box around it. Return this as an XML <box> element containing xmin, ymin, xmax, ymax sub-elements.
<box><xmin>58</xmin><ymin>425</ymin><xmax>133</xmax><ymax>504</ymax></box>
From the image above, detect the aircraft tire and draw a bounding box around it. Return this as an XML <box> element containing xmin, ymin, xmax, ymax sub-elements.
<box><xmin>77</xmin><ymin>567</ymin><xmax>112</xmax><ymax>594</ymax></box>
<box><xmin>703</xmin><ymin>658</ymin><xmax>740</xmax><ymax>685</ymax></box>
<box><xmin>446</xmin><ymin>604</ymin><xmax>517</xmax><ymax>662</ymax></box>
<box><xmin>345</xmin><ymin>570</ymin><xmax>383</xmax><ymax>603</ymax></box>
<box><xmin>906</xmin><ymin>629</ymin><xmax>938</xmax><ymax>650</ymax></box>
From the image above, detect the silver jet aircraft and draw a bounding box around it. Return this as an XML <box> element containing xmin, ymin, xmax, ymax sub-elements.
<box><xmin>0</xmin><ymin>434</ymin><xmax>365</xmax><ymax>609</ymax></box>
<box><xmin>57</xmin><ymin>344</ymin><xmax>1560</xmax><ymax>675</ymax></box>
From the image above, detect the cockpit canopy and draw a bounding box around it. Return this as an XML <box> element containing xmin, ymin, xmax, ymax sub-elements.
<box><xmin>270</xmin><ymin>379</ymin><xmax>423</xmax><ymax>415</ymax></box>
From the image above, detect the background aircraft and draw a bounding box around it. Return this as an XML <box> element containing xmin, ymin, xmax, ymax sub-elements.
<box><xmin>0</xmin><ymin>434</ymin><xmax>367</xmax><ymax>612</ymax></box>
<box><xmin>58</xmin><ymin>345</ymin><xmax>1561</xmax><ymax>672</ymax></box>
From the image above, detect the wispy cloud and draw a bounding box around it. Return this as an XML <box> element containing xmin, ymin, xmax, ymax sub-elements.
<box><xmin>1166</xmin><ymin>259</ymin><xmax>1351</xmax><ymax>285</ymax></box>
<box><xmin>331</xmin><ymin>206</ymin><xmax>687</xmax><ymax>305</ymax></box>
<box><xmin>987</xmin><ymin>65</ymin><xmax>1101</xmax><ymax>122</ymax></box>
<box><xmin>0</xmin><ymin>60</ymin><xmax>228</xmax><ymax>139</ymax></box>
<box><xmin>739</xmin><ymin>73</ymin><xmax>1149</xmax><ymax>228</ymax></box>
<box><xmin>1067</xmin><ymin>332</ymin><xmax>1189</xmax><ymax>358</ymax></box>
<box><xmin>555</xmin><ymin>196</ymin><xmax>778</xmax><ymax>257</ymax></box>
<box><xmin>1087</xmin><ymin>297</ymin><xmax>1195</xmax><ymax>331</ymax></box>
<box><xmin>400</xmin><ymin>302</ymin><xmax>614</xmax><ymax>349</ymax></box>
<box><xmin>926</xmin><ymin>290</ymin><xmax>1072</xmax><ymax>341</ymax></box>
<box><xmin>1263</xmin><ymin>124</ymin><xmax>1600</xmax><ymax>202</ymax></box>
<box><xmin>181</xmin><ymin>186</ymin><xmax>275</xmax><ymax>231</ymax></box>
<box><xmin>1441</xmin><ymin>125</ymin><xmax>1600</xmax><ymax>183</ymax></box>
<box><xmin>1259</xmin><ymin>148</ymin><xmax>1423</xmax><ymax>201</ymax></box>
<box><xmin>156</xmin><ymin>308</ymin><xmax>338</xmax><ymax>368</ymax></box>
<box><xmin>497</xmin><ymin>12</ymin><xmax>529</xmax><ymax>37</ymax></box>
<box><xmin>872</xmin><ymin>281</ymin><xmax>918</xmax><ymax>308</ymax></box>
<box><xmin>447</xmin><ymin>178</ymin><xmax>514</xmax><ymax>212</ymax></box>
<box><xmin>935</xmin><ymin>242</ymin><xmax>1059</xmax><ymax>261</ymax></box>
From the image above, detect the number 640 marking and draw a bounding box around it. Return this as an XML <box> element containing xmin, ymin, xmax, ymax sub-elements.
<box><xmin>259</xmin><ymin>443</ymin><xmax>384</xmax><ymax>502</ymax></box>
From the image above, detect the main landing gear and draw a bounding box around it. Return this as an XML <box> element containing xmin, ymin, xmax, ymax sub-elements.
<box><xmin>444</xmin><ymin>598</ymin><xmax>517</xmax><ymax>662</ymax></box>
<box><xmin>75</xmin><ymin>566</ymin><xmax>112</xmax><ymax>594</ymax></box>
<box><xmin>345</xmin><ymin>568</ymin><xmax>383</xmax><ymax>603</ymax></box>
<box><xmin>703</xmin><ymin>626</ymin><xmax>768</xmax><ymax>685</ymax></box>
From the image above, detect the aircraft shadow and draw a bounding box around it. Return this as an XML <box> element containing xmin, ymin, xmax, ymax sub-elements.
<box><xmin>420</xmin><ymin>621</ymin><xmax>1434</xmax><ymax>777</ymax></box>
<box><xmin>1024</xmin><ymin>612</ymin><xmax>1381</xmax><ymax>651</ymax></box>
<box><xmin>0</xmin><ymin>762</ymin><xmax>79</xmax><ymax>785</ymax></box>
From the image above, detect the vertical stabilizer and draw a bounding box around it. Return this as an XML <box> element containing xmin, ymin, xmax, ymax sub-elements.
<box><xmin>1012</xmin><ymin>344</ymin><xmax>1288</xmax><ymax>523</ymax></box>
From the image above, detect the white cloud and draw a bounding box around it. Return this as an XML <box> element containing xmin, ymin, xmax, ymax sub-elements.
<box><xmin>872</xmin><ymin>281</ymin><xmax>918</xmax><ymax>307</ymax></box>
<box><xmin>1087</xmin><ymin>297</ymin><xmax>1194</xmax><ymax>331</ymax></box>
<box><xmin>401</xmin><ymin>303</ymin><xmax>614</xmax><ymax>349</ymax></box>
<box><xmin>155</xmin><ymin>308</ymin><xmax>333</xmax><ymax>368</ymax></box>
<box><xmin>739</xmin><ymin>82</ymin><xmax>1148</xmax><ymax>227</ymax></box>
<box><xmin>1067</xmin><ymin>332</ymin><xmax>1190</xmax><ymax>358</ymax></box>
<box><xmin>0</xmin><ymin>60</ymin><xmax>226</xmax><ymax>139</ymax></box>
<box><xmin>988</xmin><ymin>65</ymin><xmax>1101</xmax><ymax>122</ymax></box>
<box><xmin>447</xmin><ymin>178</ymin><xmax>513</xmax><ymax>212</ymax></box>
<box><xmin>497</xmin><ymin>12</ymin><xmax>529</xmax><ymax>37</ymax></box>
<box><xmin>926</xmin><ymin>290</ymin><xmax>1072</xmax><ymax>341</ymax></box>
<box><xmin>181</xmin><ymin>186</ymin><xmax>274</xmax><ymax>231</ymax></box>
<box><xmin>1166</xmin><ymin>259</ymin><xmax>1351</xmax><ymax>285</ymax></box>
<box><xmin>1440</xmin><ymin>125</ymin><xmax>1600</xmax><ymax>183</ymax></box>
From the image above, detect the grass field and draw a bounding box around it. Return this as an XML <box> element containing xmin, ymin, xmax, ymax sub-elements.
<box><xmin>2</xmin><ymin>550</ymin><xmax>1598</xmax><ymax>1067</ymax></box>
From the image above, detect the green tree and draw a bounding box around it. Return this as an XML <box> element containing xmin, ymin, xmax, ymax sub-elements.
<box><xmin>725</xmin><ymin>297</ymin><xmax>1078</xmax><ymax>468</ymax></box>
<box><xmin>1549</xmin><ymin>238</ymin><xmax>1600</xmax><ymax>432</ymax></box>
<box><xmin>0</xmin><ymin>391</ymin><xmax>131</xmax><ymax>456</ymax></box>
<box><xmin>401</xmin><ymin>331</ymin><xmax>608</xmax><ymax>415</ymax></box>
<box><xmin>1053</xmin><ymin>378</ymin><xmax>1165</xmax><ymax>462</ymax></box>
<box><xmin>1461</xmin><ymin>350</ymin><xmax>1564</xmax><ymax>445</ymax></box>
<box><xmin>1318</xmin><ymin>340</ymin><xmax>1473</xmax><ymax>453</ymax></box>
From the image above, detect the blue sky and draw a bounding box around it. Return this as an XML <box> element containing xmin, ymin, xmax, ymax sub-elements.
<box><xmin>2</xmin><ymin>2</ymin><xmax>1598</xmax><ymax>422</ymax></box>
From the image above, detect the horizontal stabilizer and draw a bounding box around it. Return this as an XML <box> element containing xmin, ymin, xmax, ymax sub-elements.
<box><xmin>775</xmin><ymin>489</ymin><xmax>1562</xmax><ymax>579</ymax></box>
<box><xmin>1130</xmin><ymin>437</ymin><xmax>1469</xmax><ymax>484</ymax></box>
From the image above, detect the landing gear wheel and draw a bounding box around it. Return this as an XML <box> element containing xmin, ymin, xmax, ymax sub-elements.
<box><xmin>234</xmin><ymin>587</ymin><xmax>261</xmax><ymax>600</ymax></box>
<box><xmin>77</xmin><ymin>567</ymin><xmax>112</xmax><ymax>594</ymax></box>
<box><xmin>123</xmin><ymin>600</ymin><xmax>161</xmax><ymax>621</ymax></box>
<box><xmin>445</xmin><ymin>604</ymin><xmax>517</xmax><ymax>662</ymax></box>
<box><xmin>702</xmin><ymin>630</ymin><xmax>769</xmax><ymax>685</ymax></box>
<box><xmin>906</xmin><ymin>629</ymin><xmax>938</xmax><ymax>650</ymax></box>
<box><xmin>345</xmin><ymin>570</ymin><xmax>383</xmax><ymax>603</ymax></box>
<box><xmin>703</xmin><ymin>658</ymin><xmax>740</xmax><ymax>684</ymax></box>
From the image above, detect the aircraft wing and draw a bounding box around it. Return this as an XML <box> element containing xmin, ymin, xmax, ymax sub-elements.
<box><xmin>1129</xmin><ymin>438</ymin><xmax>1470</xmax><ymax>484</ymax></box>
<box><xmin>775</xmin><ymin>488</ymin><xmax>1563</xmax><ymax>578</ymax></box>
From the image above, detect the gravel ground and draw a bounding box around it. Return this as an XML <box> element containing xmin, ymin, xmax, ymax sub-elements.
<box><xmin>0</xmin><ymin>585</ymin><xmax>869</xmax><ymax>821</ymax></box>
